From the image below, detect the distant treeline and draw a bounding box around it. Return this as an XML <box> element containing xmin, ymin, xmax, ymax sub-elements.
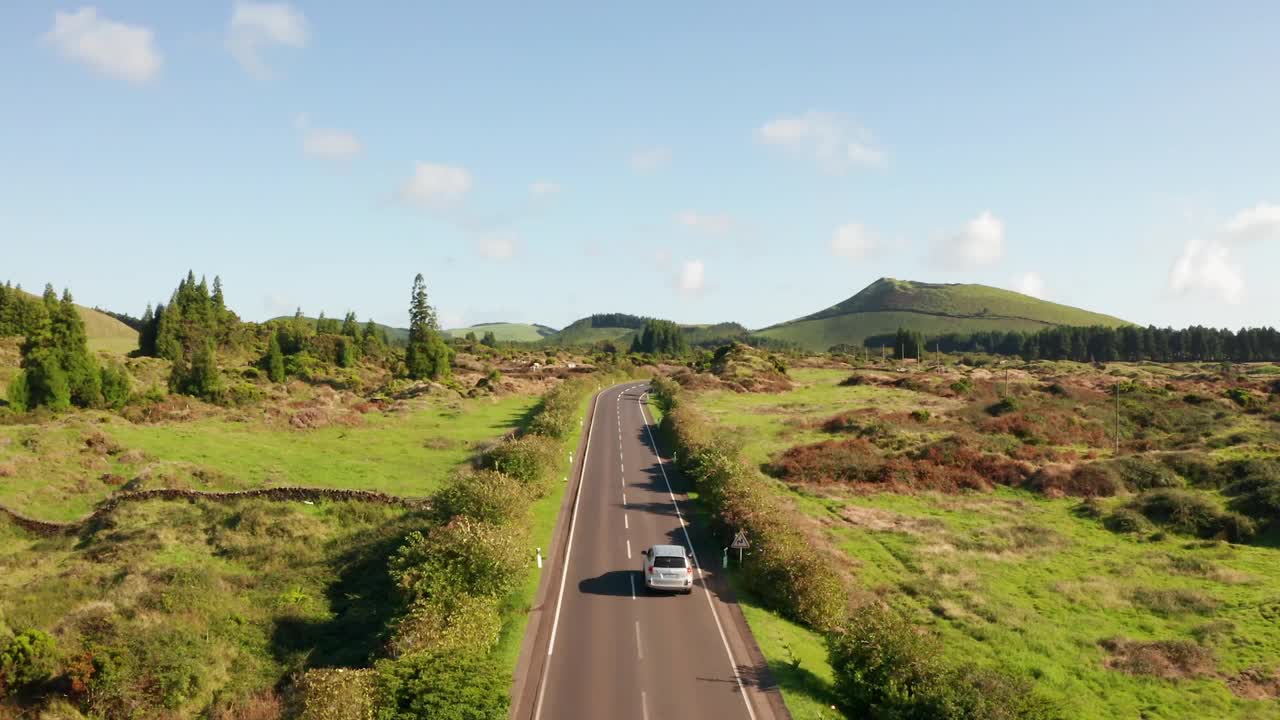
<box><xmin>0</xmin><ymin>282</ymin><xmax>48</xmax><ymax>338</ymax></box>
<box><xmin>855</xmin><ymin>325</ymin><xmax>1280</xmax><ymax>363</ymax></box>
<box><xmin>589</xmin><ymin>313</ymin><xmax>649</xmax><ymax>329</ymax></box>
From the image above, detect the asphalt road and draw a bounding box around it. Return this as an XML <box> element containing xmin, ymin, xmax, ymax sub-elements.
<box><xmin>527</xmin><ymin>382</ymin><xmax>779</xmax><ymax>720</ymax></box>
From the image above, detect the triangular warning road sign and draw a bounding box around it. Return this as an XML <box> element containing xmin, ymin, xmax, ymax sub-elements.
<box><xmin>730</xmin><ymin>531</ymin><xmax>750</xmax><ymax>549</ymax></box>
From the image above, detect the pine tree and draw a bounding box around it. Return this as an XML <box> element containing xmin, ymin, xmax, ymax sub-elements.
<box><xmin>56</xmin><ymin>290</ymin><xmax>100</xmax><ymax>407</ymax></box>
<box><xmin>212</xmin><ymin>276</ymin><xmax>225</xmax><ymax>311</ymax></box>
<box><xmin>481</xmin><ymin>331</ymin><xmax>498</xmax><ymax>348</ymax></box>
<box><xmin>405</xmin><ymin>274</ymin><xmax>451</xmax><ymax>380</ymax></box>
<box><xmin>138</xmin><ymin>304</ymin><xmax>156</xmax><ymax>355</ymax></box>
<box><xmin>341</xmin><ymin>312</ymin><xmax>359</xmax><ymax>339</ymax></box>
<box><xmin>266</xmin><ymin>331</ymin><xmax>286</xmax><ymax>383</ymax></box>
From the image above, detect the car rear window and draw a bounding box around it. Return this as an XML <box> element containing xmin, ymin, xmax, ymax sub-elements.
<box><xmin>654</xmin><ymin>556</ymin><xmax>686</xmax><ymax>568</ymax></box>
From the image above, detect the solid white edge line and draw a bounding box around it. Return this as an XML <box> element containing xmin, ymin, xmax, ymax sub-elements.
<box><xmin>533</xmin><ymin>386</ymin><xmax>605</xmax><ymax>720</ymax></box>
<box><xmin>637</xmin><ymin>389</ymin><xmax>759</xmax><ymax>720</ymax></box>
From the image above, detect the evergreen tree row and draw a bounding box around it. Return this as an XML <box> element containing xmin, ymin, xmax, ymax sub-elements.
<box><xmin>860</xmin><ymin>324</ymin><xmax>1280</xmax><ymax>363</ymax></box>
<box><xmin>6</xmin><ymin>286</ymin><xmax>128</xmax><ymax>411</ymax></box>
<box><xmin>630</xmin><ymin>319</ymin><xmax>688</xmax><ymax>356</ymax></box>
<box><xmin>0</xmin><ymin>282</ymin><xmax>49</xmax><ymax>338</ymax></box>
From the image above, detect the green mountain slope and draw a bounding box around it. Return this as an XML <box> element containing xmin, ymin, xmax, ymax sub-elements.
<box><xmin>442</xmin><ymin>322</ymin><xmax>558</xmax><ymax>342</ymax></box>
<box><xmin>757</xmin><ymin>278</ymin><xmax>1131</xmax><ymax>351</ymax></box>
<box><xmin>547</xmin><ymin>315</ymin><xmax>749</xmax><ymax>347</ymax></box>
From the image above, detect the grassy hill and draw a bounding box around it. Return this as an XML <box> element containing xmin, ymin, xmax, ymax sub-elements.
<box><xmin>546</xmin><ymin>314</ymin><xmax>648</xmax><ymax>346</ymax></box>
<box><xmin>270</xmin><ymin>316</ymin><xmax>409</xmax><ymax>345</ymax></box>
<box><xmin>13</xmin><ymin>289</ymin><xmax>139</xmax><ymax>355</ymax></box>
<box><xmin>443</xmin><ymin>322</ymin><xmax>558</xmax><ymax>343</ymax></box>
<box><xmin>757</xmin><ymin>278</ymin><xmax>1131</xmax><ymax>351</ymax></box>
<box><xmin>547</xmin><ymin>315</ymin><xmax>749</xmax><ymax>348</ymax></box>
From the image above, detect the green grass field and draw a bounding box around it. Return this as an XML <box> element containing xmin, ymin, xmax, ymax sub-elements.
<box><xmin>682</xmin><ymin>364</ymin><xmax>1280</xmax><ymax>719</ymax></box>
<box><xmin>0</xmin><ymin>393</ymin><xmax>538</xmax><ymax>521</ymax></box>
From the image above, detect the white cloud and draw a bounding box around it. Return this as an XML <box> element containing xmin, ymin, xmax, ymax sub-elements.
<box><xmin>44</xmin><ymin>7</ymin><xmax>162</xmax><ymax>84</ymax></box>
<box><xmin>227</xmin><ymin>1</ymin><xmax>307</xmax><ymax>78</ymax></box>
<box><xmin>677</xmin><ymin>260</ymin><xmax>705</xmax><ymax>293</ymax></box>
<box><xmin>757</xmin><ymin>111</ymin><xmax>886</xmax><ymax>172</ymax></box>
<box><xmin>1014</xmin><ymin>271</ymin><xmax>1046</xmax><ymax>299</ymax></box>
<box><xmin>932</xmin><ymin>211</ymin><xmax>1005</xmax><ymax>268</ymax></box>
<box><xmin>677</xmin><ymin>211</ymin><xmax>734</xmax><ymax>235</ymax></box>
<box><xmin>400</xmin><ymin>162</ymin><xmax>472</xmax><ymax>205</ymax></box>
<box><xmin>654</xmin><ymin>249</ymin><xmax>671</xmax><ymax>267</ymax></box>
<box><xmin>477</xmin><ymin>233</ymin><xmax>518</xmax><ymax>261</ymax></box>
<box><xmin>1221</xmin><ymin>203</ymin><xmax>1280</xmax><ymax>243</ymax></box>
<box><xmin>295</xmin><ymin>114</ymin><xmax>361</xmax><ymax>159</ymax></box>
<box><xmin>1168</xmin><ymin>239</ymin><xmax>1244</xmax><ymax>305</ymax></box>
<box><xmin>530</xmin><ymin>180</ymin><xmax>561</xmax><ymax>197</ymax></box>
<box><xmin>830</xmin><ymin>222</ymin><xmax>879</xmax><ymax>259</ymax></box>
<box><xmin>630</xmin><ymin>146</ymin><xmax>671</xmax><ymax>173</ymax></box>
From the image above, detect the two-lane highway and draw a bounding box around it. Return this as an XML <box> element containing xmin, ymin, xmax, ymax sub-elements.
<box><xmin>527</xmin><ymin>382</ymin><xmax>775</xmax><ymax>719</ymax></box>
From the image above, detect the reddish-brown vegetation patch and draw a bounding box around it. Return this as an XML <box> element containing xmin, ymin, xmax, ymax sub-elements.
<box><xmin>1100</xmin><ymin>638</ymin><xmax>1216</xmax><ymax>679</ymax></box>
<box><xmin>769</xmin><ymin>438</ymin><xmax>881</xmax><ymax>484</ymax></box>
<box><xmin>1226</xmin><ymin>667</ymin><xmax>1280</xmax><ymax>700</ymax></box>
<box><xmin>1027</xmin><ymin>464</ymin><xmax>1119</xmax><ymax>498</ymax></box>
<box><xmin>981</xmin><ymin>407</ymin><xmax>1106</xmax><ymax>446</ymax></box>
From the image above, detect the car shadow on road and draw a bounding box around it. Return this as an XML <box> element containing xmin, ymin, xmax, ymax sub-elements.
<box><xmin>578</xmin><ymin>569</ymin><xmax>638</xmax><ymax>597</ymax></box>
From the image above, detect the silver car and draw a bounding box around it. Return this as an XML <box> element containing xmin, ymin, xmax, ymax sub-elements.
<box><xmin>641</xmin><ymin>544</ymin><xmax>693</xmax><ymax>594</ymax></box>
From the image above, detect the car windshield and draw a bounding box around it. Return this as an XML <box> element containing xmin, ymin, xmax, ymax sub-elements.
<box><xmin>654</xmin><ymin>556</ymin><xmax>686</xmax><ymax>568</ymax></box>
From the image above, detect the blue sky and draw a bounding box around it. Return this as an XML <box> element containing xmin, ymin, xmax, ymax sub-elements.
<box><xmin>2</xmin><ymin>2</ymin><xmax>1278</xmax><ymax>331</ymax></box>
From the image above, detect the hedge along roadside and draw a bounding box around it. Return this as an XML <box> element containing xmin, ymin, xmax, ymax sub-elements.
<box><xmin>287</xmin><ymin>370</ymin><xmax>634</xmax><ymax>718</ymax></box>
<box><xmin>650</xmin><ymin>376</ymin><xmax>847</xmax><ymax>632</ymax></box>
<box><xmin>652</xmin><ymin>376</ymin><xmax>1064</xmax><ymax>720</ymax></box>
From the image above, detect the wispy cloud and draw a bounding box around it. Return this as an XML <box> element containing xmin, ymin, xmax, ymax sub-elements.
<box><xmin>44</xmin><ymin>7</ymin><xmax>162</xmax><ymax>84</ymax></box>
<box><xmin>677</xmin><ymin>260</ymin><xmax>705</xmax><ymax>294</ymax></box>
<box><xmin>227</xmin><ymin>1</ymin><xmax>307</xmax><ymax>78</ymax></box>
<box><xmin>830</xmin><ymin>222</ymin><xmax>880</xmax><ymax>260</ymax></box>
<box><xmin>477</xmin><ymin>233</ymin><xmax>518</xmax><ymax>261</ymax></box>
<box><xmin>1168</xmin><ymin>239</ymin><xmax>1243</xmax><ymax>305</ymax></box>
<box><xmin>931</xmin><ymin>211</ymin><xmax>1005</xmax><ymax>269</ymax></box>
<box><xmin>630</xmin><ymin>146</ymin><xmax>672</xmax><ymax>173</ymax></box>
<box><xmin>530</xmin><ymin>180</ymin><xmax>561</xmax><ymax>197</ymax></box>
<box><xmin>400</xmin><ymin>162</ymin><xmax>472</xmax><ymax>206</ymax></box>
<box><xmin>1014</xmin><ymin>271</ymin><xmax>1046</xmax><ymax>299</ymax></box>
<box><xmin>757</xmin><ymin>111</ymin><xmax>886</xmax><ymax>172</ymax></box>
<box><xmin>677</xmin><ymin>211</ymin><xmax>735</xmax><ymax>236</ymax></box>
<box><xmin>1221</xmin><ymin>203</ymin><xmax>1280</xmax><ymax>243</ymax></box>
<box><xmin>295</xmin><ymin>114</ymin><xmax>361</xmax><ymax>160</ymax></box>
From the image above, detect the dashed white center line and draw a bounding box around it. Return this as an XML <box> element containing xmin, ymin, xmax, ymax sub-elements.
<box><xmin>641</xmin><ymin>691</ymin><xmax>650</xmax><ymax>720</ymax></box>
<box><xmin>626</xmin><ymin>539</ymin><xmax>632</xmax><ymax>559</ymax></box>
<box><xmin>624</xmin><ymin>514</ymin><xmax>629</xmax><ymax>529</ymax></box>
<box><xmin>635</xmin><ymin>621</ymin><xmax>643</xmax><ymax>660</ymax></box>
<box><xmin>622</xmin><ymin>492</ymin><xmax>627</xmax><ymax>506</ymax></box>
<box><xmin>630</xmin><ymin>573</ymin><xmax>636</xmax><ymax>600</ymax></box>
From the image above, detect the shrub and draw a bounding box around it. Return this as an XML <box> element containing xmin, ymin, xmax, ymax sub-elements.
<box><xmin>1110</xmin><ymin>456</ymin><xmax>1183</xmax><ymax>492</ymax></box>
<box><xmin>0</xmin><ymin>629</ymin><xmax>57</xmax><ymax>690</ymax></box>
<box><xmin>386</xmin><ymin>593</ymin><xmax>502</xmax><ymax>658</ymax></box>
<box><xmin>1224</xmin><ymin>387</ymin><xmax>1261</xmax><ymax>409</ymax></box>
<box><xmin>1159</xmin><ymin>453</ymin><xmax>1222</xmax><ymax>488</ymax></box>
<box><xmin>827</xmin><ymin>605</ymin><xmax>1057</xmax><ymax>720</ymax></box>
<box><xmin>840</xmin><ymin>374</ymin><xmax>868</xmax><ymax>387</ymax></box>
<box><xmin>986</xmin><ymin>396</ymin><xmax>1020</xmax><ymax>416</ymax></box>
<box><xmin>949</xmin><ymin>378</ymin><xmax>974</xmax><ymax>395</ymax></box>
<box><xmin>1183</xmin><ymin>393</ymin><xmax>1208</xmax><ymax>405</ymax></box>
<box><xmin>1129</xmin><ymin>489</ymin><xmax>1256</xmax><ymax>542</ymax></box>
<box><xmin>99</xmin><ymin>363</ymin><xmax>131</xmax><ymax>410</ymax></box>
<box><xmin>910</xmin><ymin>409</ymin><xmax>931</xmax><ymax>423</ymax></box>
<box><xmin>768</xmin><ymin>438</ymin><xmax>881</xmax><ymax>485</ymax></box>
<box><xmin>1104</xmin><ymin>508</ymin><xmax>1150</xmax><ymax>534</ymax></box>
<box><xmin>287</xmin><ymin>668</ymin><xmax>378</xmax><ymax>720</ymax></box>
<box><xmin>1130</xmin><ymin>588</ymin><xmax>1221</xmax><ymax>616</ymax></box>
<box><xmin>478</xmin><ymin>435</ymin><xmax>559</xmax><ymax>498</ymax></box>
<box><xmin>1028</xmin><ymin>464</ymin><xmax>1119</xmax><ymax>498</ymax></box>
<box><xmin>432</xmin><ymin>470</ymin><xmax>530</xmax><ymax>526</ymax></box>
<box><xmin>375</xmin><ymin>650</ymin><xmax>508</xmax><ymax>720</ymax></box>
<box><xmin>389</xmin><ymin>517</ymin><xmax>526</xmax><ymax>601</ymax></box>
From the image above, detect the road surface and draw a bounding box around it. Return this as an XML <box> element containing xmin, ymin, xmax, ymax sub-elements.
<box><xmin>520</xmin><ymin>382</ymin><xmax>782</xmax><ymax>720</ymax></box>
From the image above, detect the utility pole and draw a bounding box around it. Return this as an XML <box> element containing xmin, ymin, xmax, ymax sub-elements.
<box><xmin>1004</xmin><ymin>367</ymin><xmax>1010</xmax><ymax>396</ymax></box>
<box><xmin>1115</xmin><ymin>382</ymin><xmax>1121</xmax><ymax>455</ymax></box>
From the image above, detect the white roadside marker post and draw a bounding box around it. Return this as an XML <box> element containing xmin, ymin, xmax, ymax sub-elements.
<box><xmin>536</xmin><ymin>547</ymin><xmax>543</xmax><ymax>569</ymax></box>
